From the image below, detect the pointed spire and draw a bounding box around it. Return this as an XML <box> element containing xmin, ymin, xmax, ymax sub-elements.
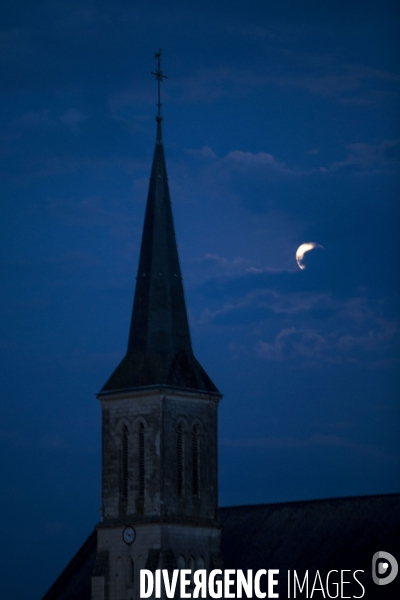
<box><xmin>100</xmin><ymin>56</ymin><xmax>219</xmax><ymax>396</ymax></box>
<box><xmin>127</xmin><ymin>116</ymin><xmax>191</xmax><ymax>357</ymax></box>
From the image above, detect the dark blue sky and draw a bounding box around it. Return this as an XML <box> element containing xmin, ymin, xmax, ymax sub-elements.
<box><xmin>1</xmin><ymin>1</ymin><xmax>399</xmax><ymax>598</ymax></box>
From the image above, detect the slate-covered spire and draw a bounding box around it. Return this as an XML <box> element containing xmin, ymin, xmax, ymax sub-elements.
<box><xmin>100</xmin><ymin>116</ymin><xmax>219</xmax><ymax>395</ymax></box>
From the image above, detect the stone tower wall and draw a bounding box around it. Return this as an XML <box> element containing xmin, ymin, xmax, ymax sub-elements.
<box><xmin>93</xmin><ymin>388</ymin><xmax>221</xmax><ymax>600</ymax></box>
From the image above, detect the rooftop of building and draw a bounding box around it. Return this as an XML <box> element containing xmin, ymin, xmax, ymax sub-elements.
<box><xmin>41</xmin><ymin>492</ymin><xmax>400</xmax><ymax>599</ymax></box>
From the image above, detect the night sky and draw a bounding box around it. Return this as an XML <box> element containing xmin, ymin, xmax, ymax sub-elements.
<box><xmin>1</xmin><ymin>1</ymin><xmax>399</xmax><ymax>598</ymax></box>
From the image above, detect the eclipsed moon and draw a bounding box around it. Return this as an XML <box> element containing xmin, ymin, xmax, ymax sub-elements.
<box><xmin>296</xmin><ymin>242</ymin><xmax>324</xmax><ymax>270</ymax></box>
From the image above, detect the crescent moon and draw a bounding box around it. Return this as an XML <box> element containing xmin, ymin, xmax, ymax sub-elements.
<box><xmin>296</xmin><ymin>242</ymin><xmax>323</xmax><ymax>270</ymax></box>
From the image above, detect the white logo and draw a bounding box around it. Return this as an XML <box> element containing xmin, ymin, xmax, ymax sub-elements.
<box><xmin>372</xmin><ymin>551</ymin><xmax>398</xmax><ymax>586</ymax></box>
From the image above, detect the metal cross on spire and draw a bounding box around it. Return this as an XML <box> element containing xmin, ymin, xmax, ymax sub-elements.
<box><xmin>151</xmin><ymin>49</ymin><xmax>167</xmax><ymax>119</ymax></box>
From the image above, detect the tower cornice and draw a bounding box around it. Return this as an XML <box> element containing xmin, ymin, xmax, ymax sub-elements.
<box><xmin>97</xmin><ymin>385</ymin><xmax>222</xmax><ymax>402</ymax></box>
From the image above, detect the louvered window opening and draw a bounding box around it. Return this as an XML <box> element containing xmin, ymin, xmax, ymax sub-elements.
<box><xmin>128</xmin><ymin>558</ymin><xmax>134</xmax><ymax>584</ymax></box>
<box><xmin>139</xmin><ymin>422</ymin><xmax>145</xmax><ymax>498</ymax></box>
<box><xmin>122</xmin><ymin>425</ymin><xmax>128</xmax><ymax>500</ymax></box>
<box><xmin>177</xmin><ymin>424</ymin><xmax>184</xmax><ymax>497</ymax></box>
<box><xmin>192</xmin><ymin>426</ymin><xmax>200</xmax><ymax>497</ymax></box>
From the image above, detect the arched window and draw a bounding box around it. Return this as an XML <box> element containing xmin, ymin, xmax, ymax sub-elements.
<box><xmin>127</xmin><ymin>557</ymin><xmax>134</xmax><ymax>584</ymax></box>
<box><xmin>192</xmin><ymin>425</ymin><xmax>200</xmax><ymax>497</ymax></box>
<box><xmin>177</xmin><ymin>423</ymin><xmax>184</xmax><ymax>497</ymax></box>
<box><xmin>188</xmin><ymin>556</ymin><xmax>195</xmax><ymax>588</ymax></box>
<box><xmin>122</xmin><ymin>425</ymin><xmax>128</xmax><ymax>501</ymax></box>
<box><xmin>116</xmin><ymin>557</ymin><xmax>124</xmax><ymax>596</ymax></box>
<box><xmin>138</xmin><ymin>422</ymin><xmax>145</xmax><ymax>498</ymax></box>
<box><xmin>177</xmin><ymin>555</ymin><xmax>186</xmax><ymax>569</ymax></box>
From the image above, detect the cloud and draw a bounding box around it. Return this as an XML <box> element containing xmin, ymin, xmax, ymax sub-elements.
<box><xmin>253</xmin><ymin>60</ymin><xmax>400</xmax><ymax>103</ymax></box>
<box><xmin>18</xmin><ymin>109</ymin><xmax>55</xmax><ymax>128</ymax></box>
<box><xmin>59</xmin><ymin>108</ymin><xmax>88</xmax><ymax>132</ymax></box>
<box><xmin>142</xmin><ymin>55</ymin><xmax>400</xmax><ymax>108</ymax></box>
<box><xmin>330</xmin><ymin>139</ymin><xmax>400</xmax><ymax>172</ymax></box>
<box><xmin>191</xmin><ymin>258</ymin><xmax>399</xmax><ymax>367</ymax></box>
<box><xmin>338</xmin><ymin>90</ymin><xmax>399</xmax><ymax>106</ymax></box>
<box><xmin>224</xmin><ymin>150</ymin><xmax>295</xmax><ymax>174</ymax></box>
<box><xmin>173</xmin><ymin>68</ymin><xmax>248</xmax><ymax>104</ymax></box>
<box><xmin>190</xmin><ymin>253</ymin><xmax>267</xmax><ymax>282</ymax></box>
<box><xmin>17</xmin><ymin>108</ymin><xmax>88</xmax><ymax>132</ymax></box>
<box><xmin>257</xmin><ymin>317</ymin><xmax>399</xmax><ymax>365</ymax></box>
<box><xmin>220</xmin><ymin>139</ymin><xmax>400</xmax><ymax>179</ymax></box>
<box><xmin>269</xmin><ymin>63</ymin><xmax>399</xmax><ymax>100</ymax></box>
<box><xmin>155</xmin><ymin>56</ymin><xmax>400</xmax><ymax>107</ymax></box>
<box><xmin>184</xmin><ymin>146</ymin><xmax>216</xmax><ymax>160</ymax></box>
<box><xmin>257</xmin><ymin>327</ymin><xmax>326</xmax><ymax>360</ymax></box>
<box><xmin>273</xmin><ymin>73</ymin><xmax>360</xmax><ymax>96</ymax></box>
<box><xmin>337</xmin><ymin>319</ymin><xmax>399</xmax><ymax>353</ymax></box>
<box><xmin>199</xmin><ymin>286</ymin><xmax>332</xmax><ymax>326</ymax></box>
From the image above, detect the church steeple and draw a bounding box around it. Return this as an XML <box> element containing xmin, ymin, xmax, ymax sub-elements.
<box><xmin>100</xmin><ymin>60</ymin><xmax>219</xmax><ymax>396</ymax></box>
<box><xmin>91</xmin><ymin>56</ymin><xmax>222</xmax><ymax>597</ymax></box>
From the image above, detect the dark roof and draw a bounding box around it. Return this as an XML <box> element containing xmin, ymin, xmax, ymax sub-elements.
<box><xmin>221</xmin><ymin>493</ymin><xmax>400</xmax><ymax>571</ymax></box>
<box><xmin>220</xmin><ymin>494</ymin><xmax>400</xmax><ymax>598</ymax></box>
<box><xmin>41</xmin><ymin>493</ymin><xmax>400</xmax><ymax>599</ymax></box>
<box><xmin>100</xmin><ymin>118</ymin><xmax>219</xmax><ymax>396</ymax></box>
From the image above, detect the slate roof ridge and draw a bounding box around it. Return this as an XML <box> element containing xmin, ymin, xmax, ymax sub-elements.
<box><xmin>220</xmin><ymin>491</ymin><xmax>400</xmax><ymax>511</ymax></box>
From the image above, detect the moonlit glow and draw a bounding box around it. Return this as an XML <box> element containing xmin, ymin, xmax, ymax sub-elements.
<box><xmin>296</xmin><ymin>242</ymin><xmax>323</xmax><ymax>270</ymax></box>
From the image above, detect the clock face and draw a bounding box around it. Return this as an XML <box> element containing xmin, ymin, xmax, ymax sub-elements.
<box><xmin>122</xmin><ymin>526</ymin><xmax>136</xmax><ymax>545</ymax></box>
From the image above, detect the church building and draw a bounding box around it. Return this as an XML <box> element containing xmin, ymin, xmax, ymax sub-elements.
<box><xmin>42</xmin><ymin>56</ymin><xmax>400</xmax><ymax>600</ymax></box>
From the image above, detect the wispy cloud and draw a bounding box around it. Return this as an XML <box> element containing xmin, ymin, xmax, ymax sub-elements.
<box><xmin>18</xmin><ymin>109</ymin><xmax>55</xmax><ymax>128</ymax></box>
<box><xmin>338</xmin><ymin>90</ymin><xmax>399</xmax><ymax>106</ymax></box>
<box><xmin>270</xmin><ymin>63</ymin><xmax>400</xmax><ymax>99</ymax></box>
<box><xmin>155</xmin><ymin>58</ymin><xmax>400</xmax><ymax>107</ymax></box>
<box><xmin>257</xmin><ymin>318</ymin><xmax>399</xmax><ymax>365</ymax></box>
<box><xmin>184</xmin><ymin>137</ymin><xmax>400</xmax><ymax>184</ymax></box>
<box><xmin>17</xmin><ymin>108</ymin><xmax>88</xmax><ymax>132</ymax></box>
<box><xmin>224</xmin><ymin>150</ymin><xmax>296</xmax><ymax>174</ymax></box>
<box><xmin>184</xmin><ymin>146</ymin><xmax>216</xmax><ymax>160</ymax></box>
<box><xmin>191</xmin><ymin>260</ymin><xmax>400</xmax><ymax>366</ymax></box>
<box><xmin>183</xmin><ymin>144</ymin><xmax>308</xmax><ymax>180</ymax></box>
<box><xmin>330</xmin><ymin>139</ymin><xmax>400</xmax><ymax>172</ymax></box>
<box><xmin>257</xmin><ymin>327</ymin><xmax>326</xmax><ymax>360</ymax></box>
<box><xmin>190</xmin><ymin>253</ymin><xmax>270</xmax><ymax>282</ymax></box>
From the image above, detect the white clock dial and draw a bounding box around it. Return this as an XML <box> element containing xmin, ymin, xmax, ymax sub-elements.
<box><xmin>122</xmin><ymin>526</ymin><xmax>136</xmax><ymax>545</ymax></box>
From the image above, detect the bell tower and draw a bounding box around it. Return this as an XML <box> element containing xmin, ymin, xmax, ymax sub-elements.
<box><xmin>91</xmin><ymin>52</ymin><xmax>222</xmax><ymax>600</ymax></box>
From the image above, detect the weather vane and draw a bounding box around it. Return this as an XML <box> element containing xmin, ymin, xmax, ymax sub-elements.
<box><xmin>151</xmin><ymin>49</ymin><xmax>167</xmax><ymax>119</ymax></box>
